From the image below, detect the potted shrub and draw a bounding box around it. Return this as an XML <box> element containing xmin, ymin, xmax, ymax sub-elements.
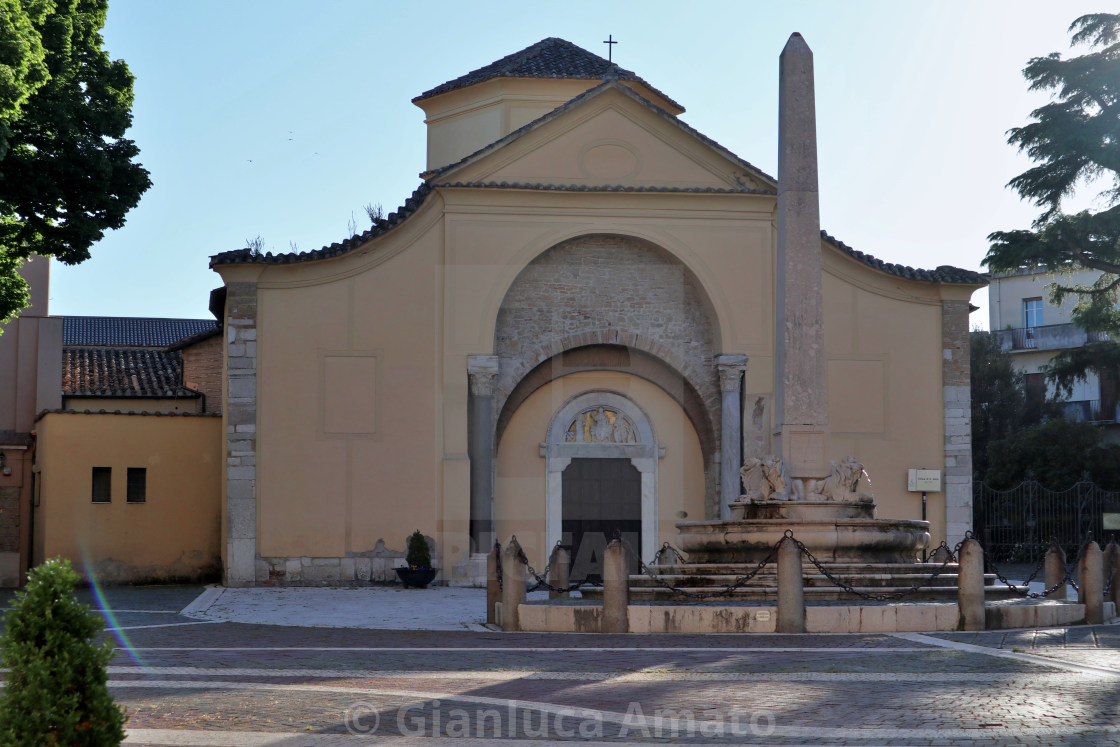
<box><xmin>395</xmin><ymin>530</ymin><xmax>438</xmax><ymax>588</ymax></box>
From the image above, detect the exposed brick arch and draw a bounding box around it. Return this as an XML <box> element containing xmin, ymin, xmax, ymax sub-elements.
<box><xmin>493</xmin><ymin>234</ymin><xmax>722</xmax><ymax>515</ymax></box>
<box><xmin>496</xmin><ymin>343</ymin><xmax>715</xmax><ymax>463</ymax></box>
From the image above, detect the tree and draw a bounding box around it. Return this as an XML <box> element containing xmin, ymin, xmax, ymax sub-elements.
<box><xmin>970</xmin><ymin>330</ymin><xmax>1028</xmax><ymax>478</ymax></box>
<box><xmin>984</xmin><ymin>418</ymin><xmax>1120</xmax><ymax>490</ymax></box>
<box><xmin>0</xmin><ymin>0</ymin><xmax>151</xmax><ymax>326</ymax></box>
<box><xmin>0</xmin><ymin>558</ymin><xmax>126</xmax><ymax>746</ymax></box>
<box><xmin>984</xmin><ymin>13</ymin><xmax>1120</xmax><ymax>393</ymax></box>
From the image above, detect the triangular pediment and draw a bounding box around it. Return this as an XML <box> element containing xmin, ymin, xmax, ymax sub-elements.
<box><xmin>433</xmin><ymin>83</ymin><xmax>773</xmax><ymax>193</ymax></box>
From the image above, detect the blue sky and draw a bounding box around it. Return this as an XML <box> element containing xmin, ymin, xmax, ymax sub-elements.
<box><xmin>48</xmin><ymin>1</ymin><xmax>1106</xmax><ymax>328</ymax></box>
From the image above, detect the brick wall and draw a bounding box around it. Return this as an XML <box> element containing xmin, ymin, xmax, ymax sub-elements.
<box><xmin>182</xmin><ymin>334</ymin><xmax>223</xmax><ymax>414</ymax></box>
<box><xmin>494</xmin><ymin>235</ymin><xmax>721</xmax><ymax>512</ymax></box>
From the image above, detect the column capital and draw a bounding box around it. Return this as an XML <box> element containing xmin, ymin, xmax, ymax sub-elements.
<box><xmin>716</xmin><ymin>354</ymin><xmax>748</xmax><ymax>392</ymax></box>
<box><xmin>467</xmin><ymin>355</ymin><xmax>499</xmax><ymax>396</ymax></box>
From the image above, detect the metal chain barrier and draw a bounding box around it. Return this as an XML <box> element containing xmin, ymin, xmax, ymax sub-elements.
<box><xmin>980</xmin><ymin>537</ymin><xmax>1082</xmax><ymax>599</ymax></box>
<box><xmin>617</xmin><ymin>533</ymin><xmax>786</xmax><ymax>600</ymax></box>
<box><xmin>786</xmin><ymin>530</ymin><xmax>964</xmax><ymax>602</ymax></box>
<box><xmin>651</xmin><ymin>542</ymin><xmax>688</xmax><ymax>567</ymax></box>
<box><xmin>515</xmin><ymin>541</ymin><xmax>586</xmax><ymax>594</ymax></box>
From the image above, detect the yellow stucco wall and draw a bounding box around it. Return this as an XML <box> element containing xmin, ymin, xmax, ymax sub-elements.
<box><xmin>253</xmin><ymin>212</ymin><xmax>444</xmax><ymax>562</ymax></box>
<box><xmin>821</xmin><ymin>250</ymin><xmax>956</xmax><ymax>544</ymax></box>
<box><xmin>495</xmin><ymin>371</ymin><xmax>706</xmax><ymax>568</ymax></box>
<box><xmin>34</xmin><ymin>413</ymin><xmax>222</xmax><ymax>583</ymax></box>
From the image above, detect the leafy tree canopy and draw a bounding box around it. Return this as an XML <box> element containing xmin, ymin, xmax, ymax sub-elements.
<box><xmin>970</xmin><ymin>330</ymin><xmax>1029</xmax><ymax>478</ymax></box>
<box><xmin>984</xmin><ymin>418</ymin><xmax>1120</xmax><ymax>490</ymax></box>
<box><xmin>984</xmin><ymin>14</ymin><xmax>1120</xmax><ymax>390</ymax></box>
<box><xmin>0</xmin><ymin>0</ymin><xmax>150</xmax><ymax>326</ymax></box>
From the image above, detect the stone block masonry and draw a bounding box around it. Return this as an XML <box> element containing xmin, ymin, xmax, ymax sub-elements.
<box><xmin>941</xmin><ymin>300</ymin><xmax>972</xmax><ymax>548</ymax></box>
<box><xmin>225</xmin><ymin>282</ymin><xmax>258</xmax><ymax>587</ymax></box>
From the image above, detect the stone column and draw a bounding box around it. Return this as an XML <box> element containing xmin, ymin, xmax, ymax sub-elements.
<box><xmin>1078</xmin><ymin>539</ymin><xmax>1104</xmax><ymax>625</ymax></box>
<box><xmin>942</xmin><ymin>300</ymin><xmax>973</xmax><ymax>548</ymax></box>
<box><xmin>602</xmin><ymin>538</ymin><xmax>630</xmax><ymax>634</ymax></box>
<box><xmin>225</xmin><ymin>282</ymin><xmax>259</xmax><ymax>587</ymax></box>
<box><xmin>774</xmin><ymin>33</ymin><xmax>829</xmax><ymax>480</ymax></box>
<box><xmin>717</xmin><ymin>355</ymin><xmax>748</xmax><ymax>519</ymax></box>
<box><xmin>957</xmin><ymin>538</ymin><xmax>985</xmax><ymax>631</ymax></box>
<box><xmin>548</xmin><ymin>544</ymin><xmax>570</xmax><ymax>600</ymax></box>
<box><xmin>467</xmin><ymin>355</ymin><xmax>499</xmax><ymax>554</ymax></box>
<box><xmin>776</xmin><ymin>536</ymin><xmax>805</xmax><ymax>633</ymax></box>
<box><xmin>1045</xmin><ymin>543</ymin><xmax>1067</xmax><ymax>598</ymax></box>
<box><xmin>501</xmin><ymin>537</ymin><xmax>526</xmax><ymax>632</ymax></box>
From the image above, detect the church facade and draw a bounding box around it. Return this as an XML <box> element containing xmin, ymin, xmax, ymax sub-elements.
<box><xmin>210</xmin><ymin>37</ymin><xmax>985</xmax><ymax>587</ymax></box>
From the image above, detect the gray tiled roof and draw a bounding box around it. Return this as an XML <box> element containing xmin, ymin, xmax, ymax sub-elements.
<box><xmin>435</xmin><ymin>181</ymin><xmax>772</xmax><ymax>194</ymax></box>
<box><xmin>820</xmin><ymin>231</ymin><xmax>987</xmax><ymax>285</ymax></box>
<box><xmin>62</xmin><ymin>347</ymin><xmax>201</xmax><ymax>398</ymax></box>
<box><xmin>63</xmin><ymin>316</ymin><xmax>218</xmax><ymax>348</ymax></box>
<box><xmin>414</xmin><ymin>37</ymin><xmax>684</xmax><ymax>112</ymax></box>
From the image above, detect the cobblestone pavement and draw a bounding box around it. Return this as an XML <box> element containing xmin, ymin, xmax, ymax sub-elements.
<box><xmin>2</xmin><ymin>586</ymin><xmax>1119</xmax><ymax>745</ymax></box>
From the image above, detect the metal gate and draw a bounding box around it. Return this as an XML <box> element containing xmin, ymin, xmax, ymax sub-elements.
<box><xmin>973</xmin><ymin>479</ymin><xmax>1120</xmax><ymax>562</ymax></box>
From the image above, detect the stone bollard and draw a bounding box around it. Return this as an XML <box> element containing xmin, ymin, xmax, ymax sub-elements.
<box><xmin>602</xmin><ymin>538</ymin><xmax>630</xmax><ymax>634</ymax></box>
<box><xmin>957</xmin><ymin>537</ymin><xmax>985</xmax><ymax>631</ymax></box>
<box><xmin>501</xmin><ymin>537</ymin><xmax>527</xmax><ymax>632</ymax></box>
<box><xmin>1106</xmin><ymin>540</ymin><xmax>1120</xmax><ymax>614</ymax></box>
<box><xmin>776</xmin><ymin>535</ymin><xmax>805</xmax><ymax>634</ymax></box>
<box><xmin>486</xmin><ymin>543</ymin><xmax>500</xmax><ymax>625</ymax></box>
<box><xmin>1045</xmin><ymin>543</ymin><xmax>1068</xmax><ymax>599</ymax></box>
<box><xmin>548</xmin><ymin>544</ymin><xmax>571</xmax><ymax>600</ymax></box>
<box><xmin>1078</xmin><ymin>539</ymin><xmax>1104</xmax><ymax>625</ymax></box>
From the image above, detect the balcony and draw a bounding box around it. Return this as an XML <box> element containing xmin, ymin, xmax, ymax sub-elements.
<box><xmin>995</xmin><ymin>323</ymin><xmax>1111</xmax><ymax>353</ymax></box>
<box><xmin>1061</xmin><ymin>399</ymin><xmax>1119</xmax><ymax>425</ymax></box>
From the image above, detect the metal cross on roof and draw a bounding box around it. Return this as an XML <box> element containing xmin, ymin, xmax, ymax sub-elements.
<box><xmin>603</xmin><ymin>34</ymin><xmax>618</xmax><ymax>62</ymax></box>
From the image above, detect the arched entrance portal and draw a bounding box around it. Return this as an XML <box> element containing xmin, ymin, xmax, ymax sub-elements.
<box><xmin>543</xmin><ymin>391</ymin><xmax>661</xmax><ymax>578</ymax></box>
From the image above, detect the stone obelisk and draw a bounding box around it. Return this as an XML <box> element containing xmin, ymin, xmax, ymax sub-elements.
<box><xmin>773</xmin><ymin>33</ymin><xmax>829</xmax><ymax>480</ymax></box>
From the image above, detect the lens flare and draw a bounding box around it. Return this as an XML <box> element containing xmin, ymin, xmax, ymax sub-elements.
<box><xmin>80</xmin><ymin>547</ymin><xmax>147</xmax><ymax>668</ymax></box>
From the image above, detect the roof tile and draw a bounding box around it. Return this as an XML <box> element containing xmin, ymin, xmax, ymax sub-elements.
<box><xmin>62</xmin><ymin>347</ymin><xmax>201</xmax><ymax>398</ymax></box>
<box><xmin>63</xmin><ymin>317</ymin><xmax>218</xmax><ymax>348</ymax></box>
<box><xmin>414</xmin><ymin>37</ymin><xmax>684</xmax><ymax>111</ymax></box>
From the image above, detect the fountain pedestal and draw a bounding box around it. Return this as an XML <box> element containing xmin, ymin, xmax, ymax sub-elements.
<box><xmin>677</xmin><ymin>499</ymin><xmax>930</xmax><ymax>564</ymax></box>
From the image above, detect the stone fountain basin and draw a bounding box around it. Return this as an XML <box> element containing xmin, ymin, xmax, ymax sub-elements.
<box><xmin>677</xmin><ymin>504</ymin><xmax>930</xmax><ymax>564</ymax></box>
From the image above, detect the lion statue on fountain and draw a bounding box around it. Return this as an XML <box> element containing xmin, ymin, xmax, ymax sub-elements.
<box><xmin>802</xmin><ymin>455</ymin><xmax>873</xmax><ymax>502</ymax></box>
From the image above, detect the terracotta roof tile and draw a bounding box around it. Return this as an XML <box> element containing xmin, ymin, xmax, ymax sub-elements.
<box><xmin>62</xmin><ymin>347</ymin><xmax>201</xmax><ymax>398</ymax></box>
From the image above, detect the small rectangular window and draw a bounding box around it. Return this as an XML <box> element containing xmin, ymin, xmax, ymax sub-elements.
<box><xmin>126</xmin><ymin>468</ymin><xmax>146</xmax><ymax>504</ymax></box>
<box><xmin>91</xmin><ymin>467</ymin><xmax>111</xmax><ymax>503</ymax></box>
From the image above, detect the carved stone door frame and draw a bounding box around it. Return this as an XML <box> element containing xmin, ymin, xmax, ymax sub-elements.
<box><xmin>540</xmin><ymin>390</ymin><xmax>663</xmax><ymax>563</ymax></box>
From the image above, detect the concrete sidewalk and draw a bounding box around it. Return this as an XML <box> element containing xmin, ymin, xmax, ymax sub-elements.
<box><xmin>181</xmin><ymin>585</ymin><xmax>550</xmax><ymax>631</ymax></box>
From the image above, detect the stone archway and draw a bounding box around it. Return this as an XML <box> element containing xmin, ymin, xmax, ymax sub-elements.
<box><xmin>542</xmin><ymin>390</ymin><xmax>661</xmax><ymax>564</ymax></box>
<box><xmin>493</xmin><ymin>234</ymin><xmax>722</xmax><ymax>515</ymax></box>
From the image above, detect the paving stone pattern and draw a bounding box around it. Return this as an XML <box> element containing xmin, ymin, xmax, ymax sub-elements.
<box><xmin>1</xmin><ymin>586</ymin><xmax>1119</xmax><ymax>745</ymax></box>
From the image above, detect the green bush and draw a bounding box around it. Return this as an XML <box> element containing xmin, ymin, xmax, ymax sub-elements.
<box><xmin>405</xmin><ymin>530</ymin><xmax>432</xmax><ymax>569</ymax></box>
<box><xmin>0</xmin><ymin>559</ymin><xmax>126</xmax><ymax>746</ymax></box>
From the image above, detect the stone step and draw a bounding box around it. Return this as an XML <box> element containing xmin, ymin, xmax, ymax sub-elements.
<box><xmin>646</xmin><ymin>562</ymin><xmax>960</xmax><ymax>575</ymax></box>
<box><xmin>626</xmin><ymin>573</ymin><xmax>972</xmax><ymax>589</ymax></box>
<box><xmin>581</xmin><ymin>583</ymin><xmax>1030</xmax><ymax>602</ymax></box>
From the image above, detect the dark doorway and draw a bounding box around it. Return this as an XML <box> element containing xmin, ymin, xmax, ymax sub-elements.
<box><xmin>561</xmin><ymin>458</ymin><xmax>641</xmax><ymax>582</ymax></box>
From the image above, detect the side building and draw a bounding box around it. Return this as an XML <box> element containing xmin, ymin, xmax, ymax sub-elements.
<box><xmin>0</xmin><ymin>258</ymin><xmax>226</xmax><ymax>586</ymax></box>
<box><xmin>989</xmin><ymin>268</ymin><xmax>1118</xmax><ymax>431</ymax></box>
